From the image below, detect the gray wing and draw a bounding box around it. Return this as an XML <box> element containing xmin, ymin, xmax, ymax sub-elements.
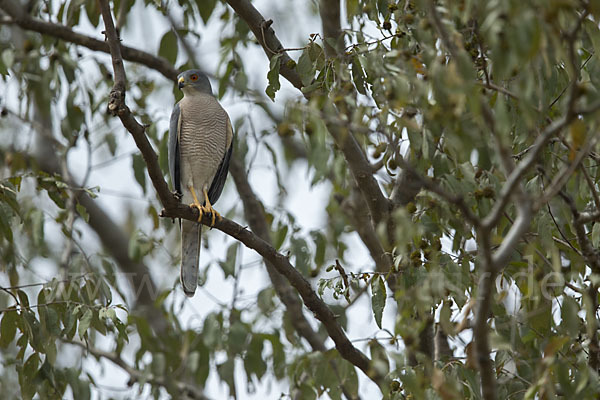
<box><xmin>168</xmin><ymin>103</ymin><xmax>181</xmax><ymax>195</ymax></box>
<box><xmin>207</xmin><ymin>119</ymin><xmax>234</xmax><ymax>205</ymax></box>
<box><xmin>207</xmin><ymin>141</ymin><xmax>233</xmax><ymax>205</ymax></box>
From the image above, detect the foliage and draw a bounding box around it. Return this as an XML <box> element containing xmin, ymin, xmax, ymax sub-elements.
<box><xmin>1</xmin><ymin>0</ymin><xmax>600</xmax><ymax>399</ymax></box>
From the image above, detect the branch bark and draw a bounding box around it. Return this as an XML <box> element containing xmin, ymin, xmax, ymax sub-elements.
<box><xmin>0</xmin><ymin>0</ymin><xmax>177</xmax><ymax>81</ymax></box>
<box><xmin>559</xmin><ymin>190</ymin><xmax>600</xmax><ymax>370</ymax></box>
<box><xmin>223</xmin><ymin>0</ymin><xmax>391</xmax><ymax>225</ymax></box>
<box><xmin>28</xmin><ymin>89</ymin><xmax>166</xmax><ymax>334</ymax></box>
<box><xmin>98</xmin><ymin>1</ymin><xmax>382</xmax><ymax>386</ymax></box>
<box><xmin>65</xmin><ymin>340</ymin><xmax>208</xmax><ymax>399</ymax></box>
<box><xmin>229</xmin><ymin>158</ymin><xmax>326</xmax><ymax>351</ymax></box>
<box><xmin>319</xmin><ymin>0</ymin><xmax>344</xmax><ymax>58</ymax></box>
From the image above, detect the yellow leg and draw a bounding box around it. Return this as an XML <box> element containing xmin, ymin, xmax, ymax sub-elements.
<box><xmin>202</xmin><ymin>188</ymin><xmax>221</xmax><ymax>227</ymax></box>
<box><xmin>188</xmin><ymin>185</ymin><xmax>204</xmax><ymax>222</ymax></box>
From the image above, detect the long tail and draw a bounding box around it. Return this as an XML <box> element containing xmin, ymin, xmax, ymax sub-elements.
<box><xmin>180</xmin><ymin>219</ymin><xmax>201</xmax><ymax>297</ymax></box>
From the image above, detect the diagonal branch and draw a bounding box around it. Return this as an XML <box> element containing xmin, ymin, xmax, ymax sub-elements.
<box><xmin>482</xmin><ymin>116</ymin><xmax>569</xmax><ymax>229</ymax></box>
<box><xmin>230</xmin><ymin>158</ymin><xmax>362</xmax><ymax>399</ymax></box>
<box><xmin>229</xmin><ymin>158</ymin><xmax>326</xmax><ymax>351</ymax></box>
<box><xmin>224</xmin><ymin>0</ymin><xmax>302</xmax><ymax>89</ymax></box>
<box><xmin>223</xmin><ymin>0</ymin><xmax>391</xmax><ymax>224</ymax></box>
<box><xmin>28</xmin><ymin>96</ymin><xmax>166</xmax><ymax>334</ymax></box>
<box><xmin>65</xmin><ymin>340</ymin><xmax>209</xmax><ymax>399</ymax></box>
<box><xmin>319</xmin><ymin>0</ymin><xmax>344</xmax><ymax>58</ymax></box>
<box><xmin>0</xmin><ymin>0</ymin><xmax>177</xmax><ymax>81</ymax></box>
<box><xmin>98</xmin><ymin>0</ymin><xmax>382</xmax><ymax>386</ymax></box>
<box><xmin>558</xmin><ymin>190</ymin><xmax>600</xmax><ymax>370</ymax></box>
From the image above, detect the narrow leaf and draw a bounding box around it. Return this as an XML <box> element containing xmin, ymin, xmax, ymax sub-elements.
<box><xmin>159</xmin><ymin>30</ymin><xmax>178</xmax><ymax>65</ymax></box>
<box><xmin>132</xmin><ymin>154</ymin><xmax>146</xmax><ymax>194</ymax></box>
<box><xmin>0</xmin><ymin>310</ymin><xmax>17</xmax><ymax>348</ymax></box>
<box><xmin>78</xmin><ymin>309</ymin><xmax>93</xmax><ymax>339</ymax></box>
<box><xmin>371</xmin><ymin>276</ymin><xmax>386</xmax><ymax>329</ymax></box>
<box><xmin>266</xmin><ymin>54</ymin><xmax>282</xmax><ymax>101</ymax></box>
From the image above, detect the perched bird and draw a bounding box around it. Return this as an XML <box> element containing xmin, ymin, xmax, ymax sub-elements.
<box><xmin>168</xmin><ymin>69</ymin><xmax>233</xmax><ymax>297</ymax></box>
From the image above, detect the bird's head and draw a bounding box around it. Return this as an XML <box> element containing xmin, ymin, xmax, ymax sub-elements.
<box><xmin>177</xmin><ymin>69</ymin><xmax>212</xmax><ymax>95</ymax></box>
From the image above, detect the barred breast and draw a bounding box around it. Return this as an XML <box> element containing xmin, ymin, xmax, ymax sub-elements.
<box><xmin>178</xmin><ymin>93</ymin><xmax>229</xmax><ymax>194</ymax></box>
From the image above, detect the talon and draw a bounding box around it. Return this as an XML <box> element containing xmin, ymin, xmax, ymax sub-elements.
<box><xmin>189</xmin><ymin>203</ymin><xmax>204</xmax><ymax>222</ymax></box>
<box><xmin>188</xmin><ymin>186</ymin><xmax>204</xmax><ymax>222</ymax></box>
<box><xmin>202</xmin><ymin>188</ymin><xmax>220</xmax><ymax>227</ymax></box>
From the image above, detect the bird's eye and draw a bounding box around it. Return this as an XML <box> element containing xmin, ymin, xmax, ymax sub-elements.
<box><xmin>190</xmin><ymin>74</ymin><xmax>199</xmax><ymax>81</ymax></box>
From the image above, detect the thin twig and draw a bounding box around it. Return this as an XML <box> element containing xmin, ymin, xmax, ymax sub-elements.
<box><xmin>64</xmin><ymin>340</ymin><xmax>209</xmax><ymax>399</ymax></box>
<box><xmin>0</xmin><ymin>0</ymin><xmax>177</xmax><ymax>80</ymax></box>
<box><xmin>580</xmin><ymin>162</ymin><xmax>600</xmax><ymax>212</ymax></box>
<box><xmin>99</xmin><ymin>0</ymin><xmax>381</xmax><ymax>385</ymax></box>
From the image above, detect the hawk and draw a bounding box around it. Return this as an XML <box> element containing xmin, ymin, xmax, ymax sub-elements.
<box><xmin>168</xmin><ymin>69</ymin><xmax>233</xmax><ymax>297</ymax></box>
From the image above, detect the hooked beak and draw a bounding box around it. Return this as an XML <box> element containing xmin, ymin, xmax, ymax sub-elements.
<box><xmin>178</xmin><ymin>76</ymin><xmax>185</xmax><ymax>89</ymax></box>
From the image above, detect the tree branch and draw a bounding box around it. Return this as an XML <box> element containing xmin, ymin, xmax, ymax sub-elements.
<box><xmin>229</xmin><ymin>157</ymin><xmax>362</xmax><ymax>400</ymax></box>
<box><xmin>223</xmin><ymin>0</ymin><xmax>302</xmax><ymax>89</ymax></box>
<box><xmin>160</xmin><ymin>194</ymin><xmax>379</xmax><ymax>382</ymax></box>
<box><xmin>229</xmin><ymin>158</ymin><xmax>326</xmax><ymax>351</ymax></box>
<box><xmin>65</xmin><ymin>340</ymin><xmax>208</xmax><ymax>399</ymax></box>
<box><xmin>558</xmin><ymin>190</ymin><xmax>600</xmax><ymax>370</ymax></box>
<box><xmin>472</xmin><ymin>232</ymin><xmax>497</xmax><ymax>400</ymax></box>
<box><xmin>482</xmin><ymin>116</ymin><xmax>570</xmax><ymax>229</ymax></box>
<box><xmin>319</xmin><ymin>0</ymin><xmax>344</xmax><ymax>58</ymax></box>
<box><xmin>25</xmin><ymin>90</ymin><xmax>166</xmax><ymax>333</ymax></box>
<box><xmin>0</xmin><ymin>0</ymin><xmax>177</xmax><ymax>81</ymax></box>
<box><xmin>535</xmin><ymin>134</ymin><xmax>599</xmax><ymax>209</ymax></box>
<box><xmin>394</xmin><ymin>154</ymin><xmax>480</xmax><ymax>227</ymax></box>
<box><xmin>223</xmin><ymin>0</ymin><xmax>392</xmax><ymax>225</ymax></box>
<box><xmin>98</xmin><ymin>0</ymin><xmax>382</xmax><ymax>386</ymax></box>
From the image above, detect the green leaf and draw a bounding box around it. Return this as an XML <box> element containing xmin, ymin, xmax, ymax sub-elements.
<box><xmin>132</xmin><ymin>153</ymin><xmax>146</xmax><ymax>194</ymax></box>
<box><xmin>219</xmin><ymin>242</ymin><xmax>238</xmax><ymax>278</ymax></box>
<box><xmin>352</xmin><ymin>53</ymin><xmax>367</xmax><ymax>95</ymax></box>
<box><xmin>244</xmin><ymin>335</ymin><xmax>267</xmax><ymax>380</ymax></box>
<box><xmin>346</xmin><ymin>0</ymin><xmax>359</xmax><ymax>19</ymax></box>
<box><xmin>338</xmin><ymin>359</ymin><xmax>359</xmax><ymax>398</ymax></box>
<box><xmin>217</xmin><ymin>358</ymin><xmax>235</xmax><ymax>395</ymax></box>
<box><xmin>197</xmin><ymin>0</ymin><xmax>217</xmax><ymax>23</ymax></box>
<box><xmin>0</xmin><ymin>309</ymin><xmax>17</xmax><ymax>348</ymax></box>
<box><xmin>0</xmin><ymin>54</ymin><xmax>8</xmax><ymax>76</ymax></box>
<box><xmin>202</xmin><ymin>313</ymin><xmax>222</xmax><ymax>348</ymax></box>
<box><xmin>105</xmin><ymin>133</ymin><xmax>117</xmax><ymax>156</ymax></box>
<box><xmin>228</xmin><ymin>320</ymin><xmax>249</xmax><ymax>355</ymax></box>
<box><xmin>31</xmin><ymin>209</ymin><xmax>44</xmax><ymax>248</ymax></box>
<box><xmin>311</xmin><ymin>230</ymin><xmax>326</xmax><ymax>268</ymax></box>
<box><xmin>78</xmin><ymin>308</ymin><xmax>93</xmax><ymax>339</ymax></box>
<box><xmin>439</xmin><ymin>300</ymin><xmax>453</xmax><ymax>334</ymax></box>
<box><xmin>159</xmin><ymin>30</ymin><xmax>178</xmax><ymax>65</ymax></box>
<box><xmin>274</xmin><ymin>223</ymin><xmax>288</xmax><ymax>250</ymax></box>
<box><xmin>76</xmin><ymin>203</ymin><xmax>89</xmax><ymax>223</ymax></box>
<box><xmin>368</xmin><ymin>339</ymin><xmax>389</xmax><ymax>379</ymax></box>
<box><xmin>85</xmin><ymin>0</ymin><xmax>100</xmax><ymax>26</ymax></box>
<box><xmin>561</xmin><ymin>296</ymin><xmax>580</xmax><ymax>337</ymax></box>
<box><xmin>593</xmin><ymin>223</ymin><xmax>600</xmax><ymax>248</ymax></box>
<box><xmin>0</xmin><ymin>204</ymin><xmax>13</xmax><ymax>242</ymax></box>
<box><xmin>44</xmin><ymin>307</ymin><xmax>61</xmax><ymax>337</ymax></box>
<box><xmin>371</xmin><ymin>276</ymin><xmax>386</xmax><ymax>329</ymax></box>
<box><xmin>1</xmin><ymin>49</ymin><xmax>14</xmax><ymax>72</ymax></box>
<box><xmin>45</xmin><ymin>340</ymin><xmax>57</xmax><ymax>365</ymax></box>
<box><xmin>151</xmin><ymin>353</ymin><xmax>166</xmax><ymax>376</ymax></box>
<box><xmin>266</xmin><ymin>54</ymin><xmax>282</xmax><ymax>101</ymax></box>
<box><xmin>257</xmin><ymin>287</ymin><xmax>275</xmax><ymax>314</ymax></box>
<box><xmin>585</xmin><ymin>19</ymin><xmax>600</xmax><ymax>62</ymax></box>
<box><xmin>147</xmin><ymin>205</ymin><xmax>159</xmax><ymax>230</ymax></box>
<box><xmin>17</xmin><ymin>290</ymin><xmax>29</xmax><ymax>308</ymax></box>
<box><xmin>20</xmin><ymin>353</ymin><xmax>40</xmax><ymax>400</ymax></box>
<box><xmin>297</xmin><ymin>48</ymin><xmax>315</xmax><ymax>86</ymax></box>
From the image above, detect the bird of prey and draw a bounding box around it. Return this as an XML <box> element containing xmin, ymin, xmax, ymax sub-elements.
<box><xmin>168</xmin><ymin>69</ymin><xmax>233</xmax><ymax>297</ymax></box>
